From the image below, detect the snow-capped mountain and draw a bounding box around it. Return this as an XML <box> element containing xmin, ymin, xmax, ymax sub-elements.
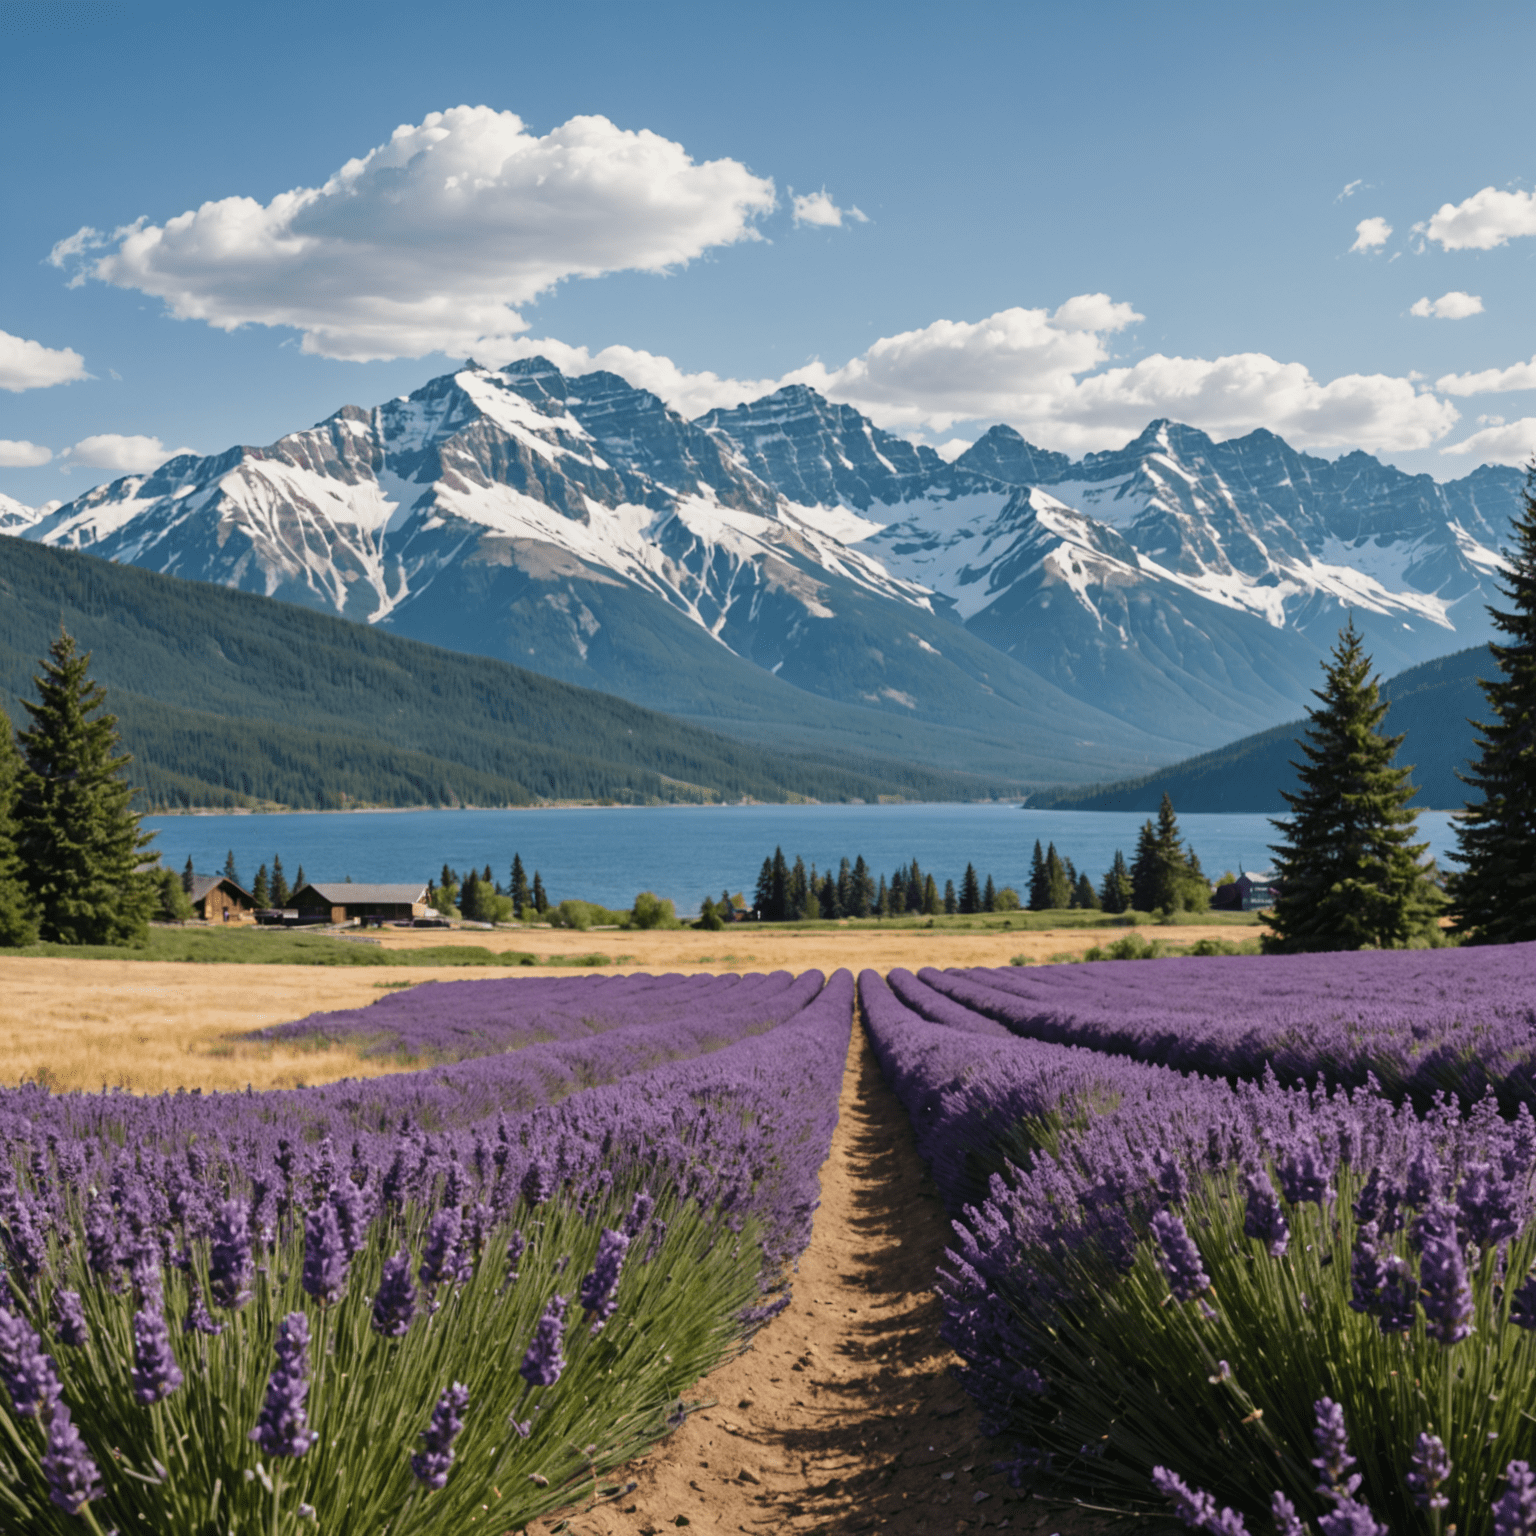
<box><xmin>10</xmin><ymin>360</ymin><xmax>1522</xmax><ymax>780</ymax></box>
<box><xmin>0</xmin><ymin>493</ymin><xmax>38</xmax><ymax>534</ymax></box>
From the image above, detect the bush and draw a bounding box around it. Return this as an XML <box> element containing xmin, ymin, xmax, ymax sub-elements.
<box><xmin>548</xmin><ymin>900</ymin><xmax>629</xmax><ymax>931</ymax></box>
<box><xmin>628</xmin><ymin>893</ymin><xmax>678</xmax><ymax>930</ymax></box>
<box><xmin>154</xmin><ymin>868</ymin><xmax>195</xmax><ymax>922</ymax></box>
<box><xmin>993</xmin><ymin>886</ymin><xmax>1022</xmax><ymax>912</ymax></box>
<box><xmin>694</xmin><ymin>897</ymin><xmax>725</xmax><ymax>932</ymax></box>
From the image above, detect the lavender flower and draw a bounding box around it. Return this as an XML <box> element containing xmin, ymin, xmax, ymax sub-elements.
<box><xmin>302</xmin><ymin>1200</ymin><xmax>350</xmax><ymax>1307</ymax></box>
<box><xmin>519</xmin><ymin>1293</ymin><xmax>568</xmax><ymax>1387</ymax></box>
<box><xmin>1495</xmin><ymin>1461</ymin><xmax>1536</xmax><ymax>1536</ymax></box>
<box><xmin>411</xmin><ymin>1382</ymin><xmax>469</xmax><ymax>1490</ymax></box>
<box><xmin>250</xmin><ymin>1312</ymin><xmax>317</xmax><ymax>1458</ymax></box>
<box><xmin>578</xmin><ymin>1228</ymin><xmax>630</xmax><ymax>1332</ymax></box>
<box><xmin>1278</xmin><ymin>1140</ymin><xmax>1334</xmax><ymax>1207</ymax></box>
<box><xmin>622</xmin><ymin>1190</ymin><xmax>655</xmax><ymax>1239</ymax></box>
<box><xmin>505</xmin><ymin>1229</ymin><xmax>526</xmax><ymax>1284</ymax></box>
<box><xmin>209</xmin><ymin>1198</ymin><xmax>254</xmax><ymax>1310</ymax></box>
<box><xmin>419</xmin><ymin>1207</ymin><xmax>464</xmax><ymax>1296</ymax></box>
<box><xmin>1149</xmin><ymin>1209</ymin><xmax>1210</xmax><ymax>1302</ymax></box>
<box><xmin>1271</xmin><ymin>1492</ymin><xmax>1305</xmax><ymax>1536</ymax></box>
<box><xmin>1419</xmin><ymin>1223</ymin><xmax>1475</xmax><ymax>1345</ymax></box>
<box><xmin>1153</xmin><ymin>1151</ymin><xmax>1188</xmax><ymax>1207</ymax></box>
<box><xmin>183</xmin><ymin>1281</ymin><xmax>224</xmax><ymax>1337</ymax></box>
<box><xmin>0</xmin><ymin>1308</ymin><xmax>62</xmax><ymax>1416</ymax></box>
<box><xmin>1406</xmin><ymin>1147</ymin><xmax>1444</xmax><ymax>1208</ymax></box>
<box><xmin>1318</xmin><ymin>1499</ymin><xmax>1389</xmax><ymax>1536</ymax></box>
<box><xmin>372</xmin><ymin>1250</ymin><xmax>417</xmax><ymax>1338</ymax></box>
<box><xmin>1151</xmin><ymin>1466</ymin><xmax>1250</xmax><ymax>1535</ymax></box>
<box><xmin>51</xmin><ymin>1290</ymin><xmax>88</xmax><ymax>1349</ymax></box>
<box><xmin>1406</xmin><ymin>1432</ymin><xmax>1451</xmax><ymax>1512</ymax></box>
<box><xmin>131</xmin><ymin>1307</ymin><xmax>183</xmax><ymax>1405</ymax></box>
<box><xmin>1510</xmin><ymin>1266</ymin><xmax>1536</xmax><ymax>1329</ymax></box>
<box><xmin>1243</xmin><ymin>1170</ymin><xmax>1290</xmax><ymax>1257</ymax></box>
<box><xmin>521</xmin><ymin>1159</ymin><xmax>554</xmax><ymax>1206</ymax></box>
<box><xmin>330</xmin><ymin>1179</ymin><xmax>372</xmax><ymax>1258</ymax></box>
<box><xmin>1313</xmin><ymin>1398</ymin><xmax>1362</xmax><ymax>1502</ymax></box>
<box><xmin>1458</xmin><ymin>1163</ymin><xmax>1520</xmax><ymax>1249</ymax></box>
<box><xmin>42</xmin><ymin>1401</ymin><xmax>103</xmax><ymax>1516</ymax></box>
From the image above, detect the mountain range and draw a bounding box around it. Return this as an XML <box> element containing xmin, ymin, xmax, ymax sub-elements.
<box><xmin>3</xmin><ymin>359</ymin><xmax>1519</xmax><ymax>784</ymax></box>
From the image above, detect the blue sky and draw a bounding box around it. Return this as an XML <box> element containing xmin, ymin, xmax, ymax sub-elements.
<box><xmin>4</xmin><ymin>0</ymin><xmax>1536</xmax><ymax>505</ymax></box>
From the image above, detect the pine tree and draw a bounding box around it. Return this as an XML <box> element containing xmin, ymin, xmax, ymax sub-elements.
<box><xmin>153</xmin><ymin>867</ymin><xmax>194</xmax><ymax>923</ymax></box>
<box><xmin>1074</xmin><ymin>871</ymin><xmax>1101</xmax><ymax>910</ymax></box>
<box><xmin>876</xmin><ymin>875</ymin><xmax>891</xmax><ymax>917</ymax></box>
<box><xmin>819</xmin><ymin>870</ymin><xmax>839</xmax><ymax>919</ymax></box>
<box><xmin>223</xmin><ymin>849</ymin><xmax>242</xmax><ymax>888</ymax></box>
<box><xmin>770</xmin><ymin>848</ymin><xmax>790</xmax><ymax>922</ymax></box>
<box><xmin>295</xmin><ymin>864</ymin><xmax>307</xmax><ymax>892</ymax></box>
<box><xmin>0</xmin><ymin>718</ymin><xmax>39</xmax><ymax>947</ymax></box>
<box><xmin>983</xmin><ymin>874</ymin><xmax>997</xmax><ymax>912</ymax></box>
<box><xmin>1045</xmin><ymin>843</ymin><xmax>1072</xmax><ymax>909</ymax></box>
<box><xmin>271</xmin><ymin>855</ymin><xmax>290</xmax><ymax>908</ymax></box>
<box><xmin>13</xmin><ymin>633</ymin><xmax>155</xmax><ymax>946</ymax></box>
<box><xmin>959</xmin><ymin>863</ymin><xmax>981</xmax><ymax>914</ymax></box>
<box><xmin>923</xmin><ymin>872</ymin><xmax>940</xmax><ymax>915</ymax></box>
<box><xmin>836</xmin><ymin>857</ymin><xmax>853</xmax><ymax>918</ymax></box>
<box><xmin>1129</xmin><ymin>819</ymin><xmax>1160</xmax><ymax>912</ymax></box>
<box><xmin>1027</xmin><ymin>840</ymin><xmax>1050</xmax><ymax>911</ymax></box>
<box><xmin>906</xmin><ymin>858</ymin><xmax>924</xmax><ymax>914</ymax></box>
<box><xmin>853</xmin><ymin>855</ymin><xmax>876</xmax><ymax>918</ymax></box>
<box><xmin>1451</xmin><ymin>468</ymin><xmax>1536</xmax><ymax>944</ymax></box>
<box><xmin>532</xmin><ymin>871</ymin><xmax>548</xmax><ymax>914</ymax></box>
<box><xmin>1265</xmin><ymin>619</ymin><xmax>1440</xmax><ymax>953</ymax></box>
<box><xmin>460</xmin><ymin>868</ymin><xmax>484</xmax><ymax>921</ymax></box>
<box><xmin>510</xmin><ymin>853</ymin><xmax>530</xmax><ymax>914</ymax></box>
<box><xmin>181</xmin><ymin>855</ymin><xmax>195</xmax><ymax>895</ymax></box>
<box><xmin>1100</xmin><ymin>850</ymin><xmax>1132</xmax><ymax>913</ymax></box>
<box><xmin>754</xmin><ymin>856</ymin><xmax>774</xmax><ymax>917</ymax></box>
<box><xmin>720</xmin><ymin>888</ymin><xmax>736</xmax><ymax>922</ymax></box>
<box><xmin>252</xmin><ymin>863</ymin><xmax>271</xmax><ymax>908</ymax></box>
<box><xmin>943</xmin><ymin>878</ymin><xmax>957</xmax><ymax>915</ymax></box>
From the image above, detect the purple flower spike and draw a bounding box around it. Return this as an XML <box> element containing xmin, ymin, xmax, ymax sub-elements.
<box><xmin>1151</xmin><ymin>1466</ymin><xmax>1250</xmax><ymax>1535</ymax></box>
<box><xmin>1271</xmin><ymin>1492</ymin><xmax>1306</xmax><ymax>1536</ymax></box>
<box><xmin>0</xmin><ymin>1308</ymin><xmax>63</xmax><ymax>1417</ymax></box>
<box><xmin>419</xmin><ymin>1207</ymin><xmax>464</xmax><ymax>1296</ymax></box>
<box><xmin>250</xmin><ymin>1312</ymin><xmax>317</xmax><ymax>1458</ymax></box>
<box><xmin>1407</xmin><ymin>1432</ymin><xmax>1451</xmax><ymax>1512</ymax></box>
<box><xmin>372</xmin><ymin>1250</ymin><xmax>417</xmax><ymax>1338</ymax></box>
<box><xmin>1278</xmin><ymin>1140</ymin><xmax>1334</xmax><ymax>1208</ymax></box>
<box><xmin>183</xmin><ymin>1282</ymin><xmax>225</xmax><ymax>1337</ymax></box>
<box><xmin>302</xmin><ymin>1200</ymin><xmax>350</xmax><ymax>1307</ymax></box>
<box><xmin>1419</xmin><ymin>1223</ymin><xmax>1474</xmax><ymax>1345</ymax></box>
<box><xmin>1313</xmin><ymin>1398</ymin><xmax>1362</xmax><ymax>1502</ymax></box>
<box><xmin>1153</xmin><ymin>1151</ymin><xmax>1188</xmax><ymax>1208</ymax></box>
<box><xmin>1495</xmin><ymin>1461</ymin><xmax>1536</xmax><ymax>1536</ymax></box>
<box><xmin>131</xmin><ymin>1307</ymin><xmax>183</xmax><ymax>1406</ymax></box>
<box><xmin>1458</xmin><ymin>1163</ymin><xmax>1520</xmax><ymax>1249</ymax></box>
<box><xmin>578</xmin><ymin>1228</ymin><xmax>630</xmax><ymax>1333</ymax></box>
<box><xmin>1149</xmin><ymin>1209</ymin><xmax>1210</xmax><ymax>1303</ymax></box>
<box><xmin>1243</xmin><ymin>1170</ymin><xmax>1290</xmax><ymax>1257</ymax></box>
<box><xmin>209</xmin><ymin>1198</ymin><xmax>254</xmax><ymax>1311</ymax></box>
<box><xmin>521</xmin><ymin>1159</ymin><xmax>554</xmax><ymax>1207</ymax></box>
<box><xmin>1318</xmin><ymin>1499</ymin><xmax>1388</xmax><ymax>1536</ymax></box>
<box><xmin>519</xmin><ymin>1293</ymin><xmax>568</xmax><ymax>1388</ymax></box>
<box><xmin>411</xmin><ymin>1381</ymin><xmax>469</xmax><ymax>1490</ymax></box>
<box><xmin>505</xmin><ymin>1229</ymin><xmax>526</xmax><ymax>1284</ymax></box>
<box><xmin>1406</xmin><ymin>1148</ymin><xmax>1444</xmax><ymax>1208</ymax></box>
<box><xmin>52</xmin><ymin>1290</ymin><xmax>88</xmax><ymax>1349</ymax></box>
<box><xmin>622</xmin><ymin>1190</ymin><xmax>655</xmax><ymax>1239</ymax></box>
<box><xmin>42</xmin><ymin>1401</ymin><xmax>103</xmax><ymax>1516</ymax></box>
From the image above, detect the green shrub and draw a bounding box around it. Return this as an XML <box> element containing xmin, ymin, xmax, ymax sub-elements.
<box><xmin>628</xmin><ymin>892</ymin><xmax>679</xmax><ymax>930</ymax></box>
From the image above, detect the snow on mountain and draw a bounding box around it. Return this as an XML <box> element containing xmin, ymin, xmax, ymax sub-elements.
<box><xmin>6</xmin><ymin>359</ymin><xmax>1523</xmax><ymax>771</ymax></box>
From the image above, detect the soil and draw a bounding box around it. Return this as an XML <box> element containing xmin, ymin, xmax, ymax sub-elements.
<box><xmin>538</xmin><ymin>1023</ymin><xmax>1104</xmax><ymax>1536</ymax></box>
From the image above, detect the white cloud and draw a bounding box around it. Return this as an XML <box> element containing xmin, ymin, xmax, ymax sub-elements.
<box><xmin>0</xmin><ymin>329</ymin><xmax>87</xmax><ymax>391</ymax></box>
<box><xmin>1409</xmin><ymin>290</ymin><xmax>1484</xmax><ymax>320</ymax></box>
<box><xmin>1440</xmin><ymin>417</ymin><xmax>1536</xmax><ymax>461</ymax></box>
<box><xmin>1435</xmin><ymin>354</ymin><xmax>1536</xmax><ymax>396</ymax></box>
<box><xmin>0</xmin><ymin>439</ymin><xmax>52</xmax><ymax>467</ymax></box>
<box><xmin>1421</xmin><ymin>185</ymin><xmax>1536</xmax><ymax>250</ymax></box>
<box><xmin>1336</xmin><ymin>179</ymin><xmax>1364</xmax><ymax>201</ymax></box>
<box><xmin>933</xmin><ymin>439</ymin><xmax>973</xmax><ymax>463</ymax></box>
<box><xmin>50</xmin><ymin>105</ymin><xmax>778</xmax><ymax>362</ymax></box>
<box><xmin>507</xmin><ymin>294</ymin><xmax>1457</xmax><ymax>455</ymax></box>
<box><xmin>791</xmin><ymin>188</ymin><xmax>868</xmax><ymax>228</ymax></box>
<box><xmin>1350</xmin><ymin>216</ymin><xmax>1392</xmax><ymax>252</ymax></box>
<box><xmin>62</xmin><ymin>434</ymin><xmax>192</xmax><ymax>472</ymax></box>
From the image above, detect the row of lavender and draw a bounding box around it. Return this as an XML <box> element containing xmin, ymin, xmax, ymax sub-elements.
<box><xmin>0</xmin><ymin>968</ymin><xmax>853</xmax><ymax>1533</ymax></box>
<box><xmin>861</xmin><ymin>964</ymin><xmax>1536</xmax><ymax>1536</ymax></box>
<box><xmin>912</xmin><ymin>943</ymin><xmax>1536</xmax><ymax>1107</ymax></box>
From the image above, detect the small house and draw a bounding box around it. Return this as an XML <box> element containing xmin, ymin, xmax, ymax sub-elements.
<box><xmin>188</xmin><ymin>874</ymin><xmax>257</xmax><ymax>924</ymax></box>
<box><xmin>1213</xmin><ymin>871</ymin><xmax>1280</xmax><ymax>912</ymax></box>
<box><xmin>289</xmin><ymin>882</ymin><xmax>431</xmax><ymax>925</ymax></box>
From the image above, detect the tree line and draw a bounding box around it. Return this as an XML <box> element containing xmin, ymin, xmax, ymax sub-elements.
<box><xmin>427</xmin><ymin>855</ymin><xmax>550</xmax><ymax>924</ymax></box>
<box><xmin>744</xmin><ymin>848</ymin><xmax>1020</xmax><ymax>922</ymax></box>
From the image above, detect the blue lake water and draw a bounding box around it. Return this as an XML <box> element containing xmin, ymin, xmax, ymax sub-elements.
<box><xmin>142</xmin><ymin>804</ymin><xmax>1462</xmax><ymax>914</ymax></box>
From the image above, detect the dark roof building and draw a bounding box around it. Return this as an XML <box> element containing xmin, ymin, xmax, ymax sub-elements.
<box><xmin>290</xmin><ymin>883</ymin><xmax>431</xmax><ymax>923</ymax></box>
<box><xmin>187</xmin><ymin>874</ymin><xmax>257</xmax><ymax>923</ymax></box>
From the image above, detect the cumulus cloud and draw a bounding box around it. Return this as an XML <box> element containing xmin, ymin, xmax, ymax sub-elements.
<box><xmin>507</xmin><ymin>294</ymin><xmax>1457</xmax><ymax>455</ymax></box>
<box><xmin>1435</xmin><ymin>354</ymin><xmax>1536</xmax><ymax>395</ymax></box>
<box><xmin>790</xmin><ymin>189</ymin><xmax>868</xmax><ymax>228</ymax></box>
<box><xmin>1409</xmin><ymin>290</ymin><xmax>1484</xmax><ymax>320</ymax></box>
<box><xmin>62</xmin><ymin>434</ymin><xmax>192</xmax><ymax>472</ymax></box>
<box><xmin>1421</xmin><ymin>185</ymin><xmax>1536</xmax><ymax>250</ymax></box>
<box><xmin>50</xmin><ymin>106</ymin><xmax>778</xmax><ymax>362</ymax></box>
<box><xmin>0</xmin><ymin>329</ymin><xmax>87</xmax><ymax>391</ymax></box>
<box><xmin>1336</xmin><ymin>179</ymin><xmax>1364</xmax><ymax>201</ymax></box>
<box><xmin>1440</xmin><ymin>416</ymin><xmax>1536</xmax><ymax>461</ymax></box>
<box><xmin>0</xmin><ymin>439</ymin><xmax>52</xmax><ymax>467</ymax></box>
<box><xmin>1350</xmin><ymin>216</ymin><xmax>1393</xmax><ymax>252</ymax></box>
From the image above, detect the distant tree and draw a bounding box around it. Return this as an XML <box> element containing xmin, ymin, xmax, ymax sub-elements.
<box><xmin>154</xmin><ymin>867</ymin><xmax>195</xmax><ymax>923</ymax></box>
<box><xmin>993</xmin><ymin>885</ymin><xmax>1022</xmax><ymax>912</ymax></box>
<box><xmin>834</xmin><ymin>858</ymin><xmax>852</xmax><ymax>918</ymax></box>
<box><xmin>788</xmin><ymin>854</ymin><xmax>809</xmax><ymax>919</ymax></box>
<box><xmin>754</xmin><ymin>856</ymin><xmax>774</xmax><ymax>918</ymax></box>
<box><xmin>0</xmin><ymin>719</ymin><xmax>39</xmax><ymax>947</ymax></box>
<box><xmin>1074</xmin><ymin>871</ymin><xmax>1101</xmax><ymax>910</ymax></box>
<box><xmin>482</xmin><ymin>863</ymin><xmax>494</xmax><ymax>888</ymax></box>
<box><xmin>1265</xmin><ymin>619</ymin><xmax>1440</xmax><ymax>953</ymax></box>
<box><xmin>180</xmin><ymin>855</ymin><xmax>195</xmax><ymax>895</ymax></box>
<box><xmin>531</xmin><ymin>871</ymin><xmax>548</xmax><ymax>914</ymax></box>
<box><xmin>696</xmin><ymin>895</ymin><xmax>724</xmax><ymax>931</ymax></box>
<box><xmin>295</xmin><ymin>864</ymin><xmax>307</xmax><ymax>891</ymax></box>
<box><xmin>943</xmin><ymin>878</ymin><xmax>957</xmax><ymax>915</ymax></box>
<box><xmin>983</xmin><ymin>874</ymin><xmax>997</xmax><ymax>912</ymax></box>
<box><xmin>923</xmin><ymin>872</ymin><xmax>940</xmax><ymax>915</ymax></box>
<box><xmin>1045</xmin><ymin>844</ymin><xmax>1072</xmax><ymax>909</ymax></box>
<box><xmin>1451</xmin><ymin>466</ymin><xmax>1536</xmax><ymax>944</ymax></box>
<box><xmin>1100</xmin><ymin>850</ymin><xmax>1132</xmax><ymax>913</ymax></box>
<box><xmin>906</xmin><ymin>858</ymin><xmax>925</xmax><ymax>914</ymax></box>
<box><xmin>818</xmin><ymin>870</ymin><xmax>838</xmax><ymax>918</ymax></box>
<box><xmin>13</xmin><ymin>632</ymin><xmax>155</xmax><ymax>946</ymax></box>
<box><xmin>799</xmin><ymin>881</ymin><xmax>822</xmax><ymax>921</ymax></box>
<box><xmin>770</xmin><ymin>848</ymin><xmax>790</xmax><ymax>922</ymax></box>
<box><xmin>252</xmin><ymin>863</ymin><xmax>271</xmax><ymax>908</ymax></box>
<box><xmin>851</xmin><ymin>855</ymin><xmax>875</xmax><ymax>918</ymax></box>
<box><xmin>876</xmin><ymin>874</ymin><xmax>891</xmax><ymax>918</ymax></box>
<box><xmin>1128</xmin><ymin>797</ymin><xmax>1206</xmax><ymax>913</ymax></box>
<box><xmin>959</xmin><ymin>863</ymin><xmax>982</xmax><ymax>915</ymax></box>
<box><xmin>1027</xmin><ymin>841</ymin><xmax>1050</xmax><ymax>911</ymax></box>
<box><xmin>460</xmin><ymin>868</ymin><xmax>487</xmax><ymax>921</ymax></box>
<box><xmin>510</xmin><ymin>854</ymin><xmax>531</xmax><ymax>914</ymax></box>
<box><xmin>270</xmin><ymin>854</ymin><xmax>290</xmax><ymax>908</ymax></box>
<box><xmin>440</xmin><ymin>863</ymin><xmax>458</xmax><ymax>892</ymax></box>
<box><xmin>631</xmin><ymin>892</ymin><xmax>678</xmax><ymax>929</ymax></box>
<box><xmin>719</xmin><ymin>888</ymin><xmax>736</xmax><ymax>922</ymax></box>
<box><xmin>223</xmin><ymin>849</ymin><xmax>242</xmax><ymax>888</ymax></box>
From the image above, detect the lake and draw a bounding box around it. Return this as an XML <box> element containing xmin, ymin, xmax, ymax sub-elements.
<box><xmin>141</xmin><ymin>804</ymin><xmax>1463</xmax><ymax>914</ymax></box>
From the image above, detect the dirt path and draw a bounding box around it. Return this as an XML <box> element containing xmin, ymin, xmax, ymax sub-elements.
<box><xmin>545</xmin><ymin>1022</ymin><xmax>1077</xmax><ymax>1536</ymax></box>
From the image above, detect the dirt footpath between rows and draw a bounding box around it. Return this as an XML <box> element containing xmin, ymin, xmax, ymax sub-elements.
<box><xmin>544</xmin><ymin>1023</ymin><xmax>1100</xmax><ymax>1536</ymax></box>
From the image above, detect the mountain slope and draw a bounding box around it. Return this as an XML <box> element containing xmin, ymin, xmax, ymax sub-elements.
<box><xmin>1029</xmin><ymin>645</ymin><xmax>1491</xmax><ymax>813</ymax></box>
<box><xmin>0</xmin><ymin>537</ymin><xmax>1013</xmax><ymax>809</ymax></box>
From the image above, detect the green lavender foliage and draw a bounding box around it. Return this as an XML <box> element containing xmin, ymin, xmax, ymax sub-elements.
<box><xmin>996</xmin><ymin>1162</ymin><xmax>1536</xmax><ymax>1536</ymax></box>
<box><xmin>0</xmin><ymin>1182</ymin><xmax>761</xmax><ymax>1533</ymax></box>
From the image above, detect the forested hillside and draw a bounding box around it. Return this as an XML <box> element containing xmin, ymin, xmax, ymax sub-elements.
<box><xmin>1030</xmin><ymin>646</ymin><xmax>1489</xmax><ymax>813</ymax></box>
<box><xmin>0</xmin><ymin>539</ymin><xmax>1012</xmax><ymax>809</ymax></box>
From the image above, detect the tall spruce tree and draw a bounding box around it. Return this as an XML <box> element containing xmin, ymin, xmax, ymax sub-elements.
<box><xmin>1044</xmin><ymin>843</ymin><xmax>1072</xmax><ymax>909</ymax></box>
<box><xmin>509</xmin><ymin>853</ymin><xmax>530</xmax><ymax>914</ymax></box>
<box><xmin>1450</xmin><ymin>468</ymin><xmax>1536</xmax><ymax>943</ymax></box>
<box><xmin>14</xmin><ymin>632</ymin><xmax>155</xmax><ymax>945</ymax></box>
<box><xmin>1129</xmin><ymin>820</ymin><xmax>1160</xmax><ymax>912</ymax></box>
<box><xmin>959</xmin><ymin>862</ymin><xmax>982</xmax><ymax>914</ymax></box>
<box><xmin>0</xmin><ymin>717</ymin><xmax>39</xmax><ymax>947</ymax></box>
<box><xmin>531</xmin><ymin>871</ymin><xmax>548</xmax><ymax>914</ymax></box>
<box><xmin>943</xmin><ymin>878</ymin><xmax>957</xmax><ymax>915</ymax></box>
<box><xmin>1027</xmin><ymin>841</ymin><xmax>1050</xmax><ymax>911</ymax></box>
<box><xmin>982</xmin><ymin>874</ymin><xmax>997</xmax><ymax>912</ymax></box>
<box><xmin>252</xmin><ymin>863</ymin><xmax>271</xmax><ymax>908</ymax></box>
<box><xmin>1099</xmin><ymin>849</ymin><xmax>1132</xmax><ymax>913</ymax></box>
<box><xmin>1264</xmin><ymin>619</ymin><xmax>1440</xmax><ymax>953</ymax></box>
<box><xmin>270</xmin><ymin>855</ymin><xmax>290</xmax><ymax>908</ymax></box>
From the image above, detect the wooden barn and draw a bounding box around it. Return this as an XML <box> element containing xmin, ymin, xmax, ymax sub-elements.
<box><xmin>187</xmin><ymin>874</ymin><xmax>257</xmax><ymax>924</ymax></box>
<box><xmin>289</xmin><ymin>882</ymin><xmax>431</xmax><ymax>925</ymax></box>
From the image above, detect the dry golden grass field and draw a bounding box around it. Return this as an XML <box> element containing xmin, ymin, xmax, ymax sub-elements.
<box><xmin>0</xmin><ymin>919</ymin><xmax>1256</xmax><ymax>1095</ymax></box>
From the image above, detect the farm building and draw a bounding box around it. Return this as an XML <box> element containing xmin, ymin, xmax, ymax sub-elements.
<box><xmin>187</xmin><ymin>874</ymin><xmax>257</xmax><ymax>924</ymax></box>
<box><xmin>1213</xmin><ymin>871</ymin><xmax>1281</xmax><ymax>911</ymax></box>
<box><xmin>289</xmin><ymin>882</ymin><xmax>431</xmax><ymax>924</ymax></box>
